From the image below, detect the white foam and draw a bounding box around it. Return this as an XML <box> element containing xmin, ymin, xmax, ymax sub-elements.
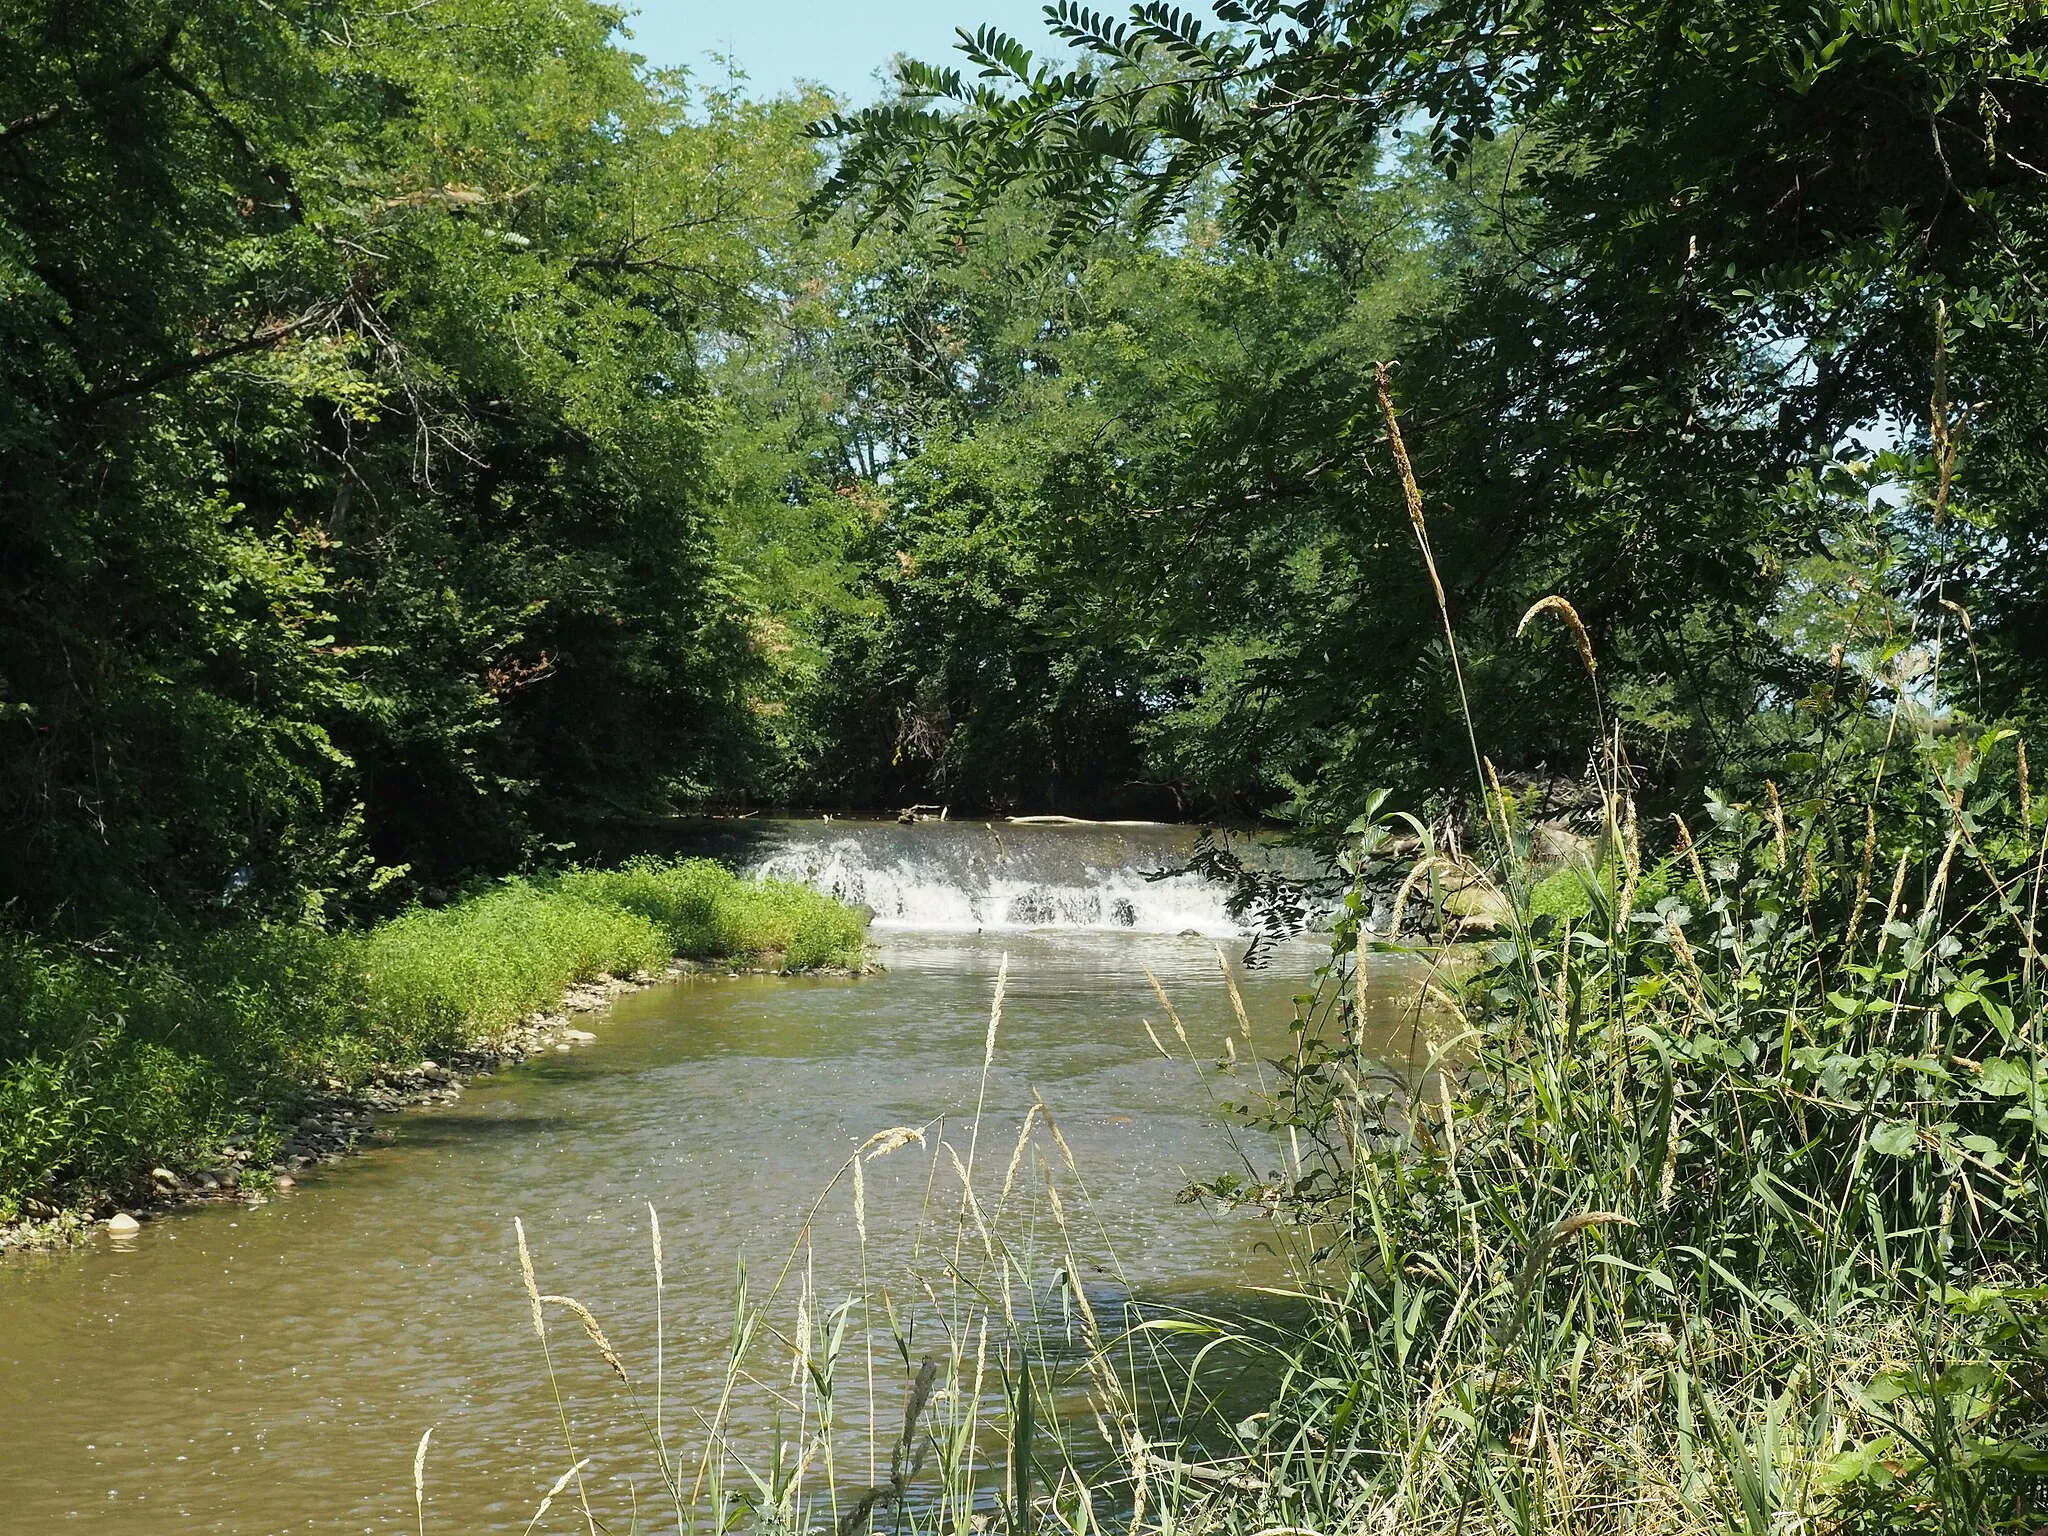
<box><xmin>744</xmin><ymin>835</ymin><xmax>1247</xmax><ymax>937</ymax></box>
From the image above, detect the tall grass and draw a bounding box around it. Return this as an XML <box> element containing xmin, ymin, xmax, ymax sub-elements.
<box><xmin>554</xmin><ymin>858</ymin><xmax>870</xmax><ymax>973</ymax></box>
<box><xmin>450</xmin><ymin>382</ymin><xmax>2048</xmax><ymax>1535</ymax></box>
<box><xmin>0</xmin><ymin>925</ymin><xmax>361</xmax><ymax>1219</ymax></box>
<box><xmin>477</xmin><ymin>956</ymin><xmax>1224</xmax><ymax>1536</ymax></box>
<box><xmin>462</xmin><ymin>735</ymin><xmax>2048</xmax><ymax>1536</ymax></box>
<box><xmin>1180</xmin><ymin>726</ymin><xmax>2048</xmax><ymax>1535</ymax></box>
<box><xmin>1107</xmin><ymin>380</ymin><xmax>2048</xmax><ymax>1534</ymax></box>
<box><xmin>0</xmin><ymin>860</ymin><xmax>869</xmax><ymax>1223</ymax></box>
<box><xmin>356</xmin><ymin>879</ymin><xmax>674</xmax><ymax>1065</ymax></box>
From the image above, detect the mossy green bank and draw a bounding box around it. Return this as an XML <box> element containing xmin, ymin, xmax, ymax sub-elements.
<box><xmin>0</xmin><ymin>859</ymin><xmax>867</xmax><ymax>1225</ymax></box>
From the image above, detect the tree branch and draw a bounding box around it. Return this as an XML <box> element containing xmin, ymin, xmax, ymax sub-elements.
<box><xmin>82</xmin><ymin>310</ymin><xmax>327</xmax><ymax>413</ymax></box>
<box><xmin>158</xmin><ymin>59</ymin><xmax>303</xmax><ymax>221</ymax></box>
<box><xmin>0</xmin><ymin>18</ymin><xmax>184</xmax><ymax>149</ymax></box>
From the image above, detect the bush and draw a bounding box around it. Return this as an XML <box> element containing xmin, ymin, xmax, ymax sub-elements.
<box><xmin>553</xmin><ymin>858</ymin><xmax>869</xmax><ymax>971</ymax></box>
<box><xmin>1190</xmin><ymin>723</ymin><xmax>2048</xmax><ymax>1535</ymax></box>
<box><xmin>357</xmin><ymin>881</ymin><xmax>672</xmax><ymax>1059</ymax></box>
<box><xmin>0</xmin><ymin>929</ymin><xmax>363</xmax><ymax>1216</ymax></box>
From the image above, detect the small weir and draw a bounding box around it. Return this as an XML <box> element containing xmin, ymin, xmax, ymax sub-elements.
<box><xmin>674</xmin><ymin>818</ymin><xmax>1324</xmax><ymax>937</ymax></box>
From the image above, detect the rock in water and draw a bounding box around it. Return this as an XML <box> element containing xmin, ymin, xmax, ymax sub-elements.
<box><xmin>273</xmin><ymin>1175</ymin><xmax>295</xmax><ymax>1190</ymax></box>
<box><xmin>106</xmin><ymin>1214</ymin><xmax>141</xmax><ymax>1235</ymax></box>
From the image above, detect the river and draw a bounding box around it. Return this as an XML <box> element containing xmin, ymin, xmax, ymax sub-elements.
<box><xmin>0</xmin><ymin>826</ymin><xmax>1427</xmax><ymax>1534</ymax></box>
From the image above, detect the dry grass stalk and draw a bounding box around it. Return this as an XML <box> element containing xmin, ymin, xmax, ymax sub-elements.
<box><xmin>854</xmin><ymin>1124</ymin><xmax>928</xmax><ymax>1241</ymax></box>
<box><xmin>541</xmin><ymin>1294</ymin><xmax>630</xmax><ymax>1384</ymax></box>
<box><xmin>860</xmin><ymin>1126</ymin><xmax>927</xmax><ymax>1160</ymax></box>
<box><xmin>998</xmin><ymin>1102</ymin><xmax>1043</xmax><ymax>1208</ymax></box>
<box><xmin>983</xmin><ymin>951</ymin><xmax>1008</xmax><ymax>1068</ymax></box>
<box><xmin>1659</xmin><ymin>1107</ymin><xmax>1682</xmax><ymax>1208</ymax></box>
<box><xmin>1041</xmin><ymin>1160</ymin><xmax>1068</xmax><ymax>1230</ymax></box>
<box><xmin>946</xmin><ymin>1143</ymin><xmax>997</xmax><ymax>1260</ymax></box>
<box><xmin>1375</xmin><ymin>363</ymin><xmax>1441</xmax><ymax>606</ymax></box>
<box><xmin>1516</xmin><ymin>594</ymin><xmax>1598</xmax><ymax>681</ymax></box>
<box><xmin>1494</xmin><ymin>1211</ymin><xmax>1638</xmax><ymax>1347</ymax></box>
<box><xmin>515</xmin><ymin>1217</ymin><xmax>546</xmax><ymax>1341</ymax></box>
<box><xmin>1764</xmin><ymin>779</ymin><xmax>1788</xmax><ymax>867</ymax></box>
<box><xmin>1388</xmin><ymin>854</ymin><xmax>1451</xmax><ymax>938</ymax></box>
<box><xmin>1374</xmin><ymin>361</ymin><xmax>1486</xmax><ymax>785</ymax></box>
<box><xmin>852</xmin><ymin>1149</ymin><xmax>866</xmax><ymax>1244</ymax></box>
<box><xmin>1216</xmin><ymin>947</ymin><xmax>1254</xmax><ymax>1039</ymax></box>
<box><xmin>1616</xmin><ymin>793</ymin><xmax>1642</xmax><ymax>928</ymax></box>
<box><xmin>1875</xmin><ymin>849</ymin><xmax>1911</xmax><ymax>959</ymax></box>
<box><xmin>523</xmin><ymin>1459</ymin><xmax>590</xmax><ymax>1536</ymax></box>
<box><xmin>413</xmin><ymin>1426</ymin><xmax>433</xmax><ymax>1536</ymax></box>
<box><xmin>1142</xmin><ymin>966</ymin><xmax>1195</xmax><ymax>1050</ymax></box>
<box><xmin>1031</xmin><ymin>1091</ymin><xmax>1080</xmax><ymax>1177</ymax></box>
<box><xmin>1925</xmin><ymin>826</ymin><xmax>1965</xmax><ymax>918</ymax></box>
<box><xmin>1671</xmin><ymin>814</ymin><xmax>1710</xmax><ymax>902</ymax></box>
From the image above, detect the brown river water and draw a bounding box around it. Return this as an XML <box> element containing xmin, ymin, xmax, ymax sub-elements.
<box><xmin>1</xmin><ymin>926</ymin><xmax>1431</xmax><ymax>1534</ymax></box>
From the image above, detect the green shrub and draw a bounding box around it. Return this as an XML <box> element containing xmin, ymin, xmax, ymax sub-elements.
<box><xmin>1525</xmin><ymin>863</ymin><xmax>1597</xmax><ymax>923</ymax></box>
<box><xmin>1195</xmin><ymin>729</ymin><xmax>2048</xmax><ymax>1536</ymax></box>
<box><xmin>0</xmin><ymin>927</ymin><xmax>373</xmax><ymax>1215</ymax></box>
<box><xmin>357</xmin><ymin>880</ymin><xmax>671</xmax><ymax>1057</ymax></box>
<box><xmin>1525</xmin><ymin>856</ymin><xmax>1669</xmax><ymax>928</ymax></box>
<box><xmin>553</xmin><ymin>859</ymin><xmax>869</xmax><ymax>970</ymax></box>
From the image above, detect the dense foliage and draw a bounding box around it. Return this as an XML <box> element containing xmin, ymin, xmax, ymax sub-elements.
<box><xmin>9</xmin><ymin>4</ymin><xmax>2048</xmax><ymax>1527</ymax></box>
<box><xmin>0</xmin><ymin>0</ymin><xmax>827</xmax><ymax>924</ymax></box>
<box><xmin>1123</xmin><ymin>701</ymin><xmax>2048</xmax><ymax>1533</ymax></box>
<box><xmin>27</xmin><ymin>0</ymin><xmax>2048</xmax><ymax>872</ymax></box>
<box><xmin>772</xmin><ymin>8</ymin><xmax>2048</xmax><ymax>1529</ymax></box>
<box><xmin>722</xmin><ymin>167</ymin><xmax>1479</xmax><ymax>817</ymax></box>
<box><xmin>811</xmin><ymin>0</ymin><xmax>2048</xmax><ymax>828</ymax></box>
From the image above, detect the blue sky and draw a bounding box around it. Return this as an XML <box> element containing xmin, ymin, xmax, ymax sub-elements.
<box><xmin>618</xmin><ymin>0</ymin><xmax>1063</xmax><ymax>104</ymax></box>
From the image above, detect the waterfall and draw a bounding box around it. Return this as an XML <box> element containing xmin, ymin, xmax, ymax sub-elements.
<box><xmin>679</xmin><ymin>819</ymin><xmax>1316</xmax><ymax>937</ymax></box>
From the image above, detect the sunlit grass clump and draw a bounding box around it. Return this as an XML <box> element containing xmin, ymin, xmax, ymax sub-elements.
<box><xmin>0</xmin><ymin>926</ymin><xmax>361</xmax><ymax>1221</ymax></box>
<box><xmin>556</xmin><ymin>858</ymin><xmax>869</xmax><ymax>971</ymax></box>
<box><xmin>356</xmin><ymin>880</ymin><xmax>674</xmax><ymax>1060</ymax></box>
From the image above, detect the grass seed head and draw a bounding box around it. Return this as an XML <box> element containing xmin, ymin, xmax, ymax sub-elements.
<box><xmin>1516</xmin><ymin>594</ymin><xmax>1598</xmax><ymax>679</ymax></box>
<box><xmin>542</xmin><ymin>1294</ymin><xmax>629</xmax><ymax>1384</ymax></box>
<box><xmin>515</xmin><ymin>1218</ymin><xmax>545</xmax><ymax>1341</ymax></box>
<box><xmin>413</xmin><ymin>1425</ymin><xmax>433</xmax><ymax>1534</ymax></box>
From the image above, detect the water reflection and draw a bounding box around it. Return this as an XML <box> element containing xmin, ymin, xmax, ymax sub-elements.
<box><xmin>0</xmin><ymin>932</ymin><xmax>1425</xmax><ymax>1534</ymax></box>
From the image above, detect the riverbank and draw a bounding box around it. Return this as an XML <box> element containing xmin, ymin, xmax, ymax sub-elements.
<box><xmin>1090</xmin><ymin>748</ymin><xmax>2048</xmax><ymax>1534</ymax></box>
<box><xmin>0</xmin><ymin>859</ymin><xmax>870</xmax><ymax>1245</ymax></box>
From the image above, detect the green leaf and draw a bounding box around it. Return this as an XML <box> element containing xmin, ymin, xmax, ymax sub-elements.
<box><xmin>1815</xmin><ymin>1437</ymin><xmax>1902</xmax><ymax>1491</ymax></box>
<box><xmin>1977</xmin><ymin>1057</ymin><xmax>2035</xmax><ymax>1097</ymax></box>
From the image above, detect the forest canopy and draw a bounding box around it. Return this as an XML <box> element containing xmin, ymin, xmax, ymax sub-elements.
<box><xmin>7</xmin><ymin>0</ymin><xmax>2048</xmax><ymax>930</ymax></box>
<box><xmin>2</xmin><ymin>0</ymin><xmax>829</xmax><ymax>924</ymax></box>
<box><xmin>813</xmin><ymin>0</ymin><xmax>2048</xmax><ymax>820</ymax></box>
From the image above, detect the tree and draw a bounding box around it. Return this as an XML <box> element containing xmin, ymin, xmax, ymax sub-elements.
<box><xmin>0</xmin><ymin>0</ymin><xmax>827</xmax><ymax>923</ymax></box>
<box><xmin>813</xmin><ymin>1</ymin><xmax>2048</xmax><ymax>824</ymax></box>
